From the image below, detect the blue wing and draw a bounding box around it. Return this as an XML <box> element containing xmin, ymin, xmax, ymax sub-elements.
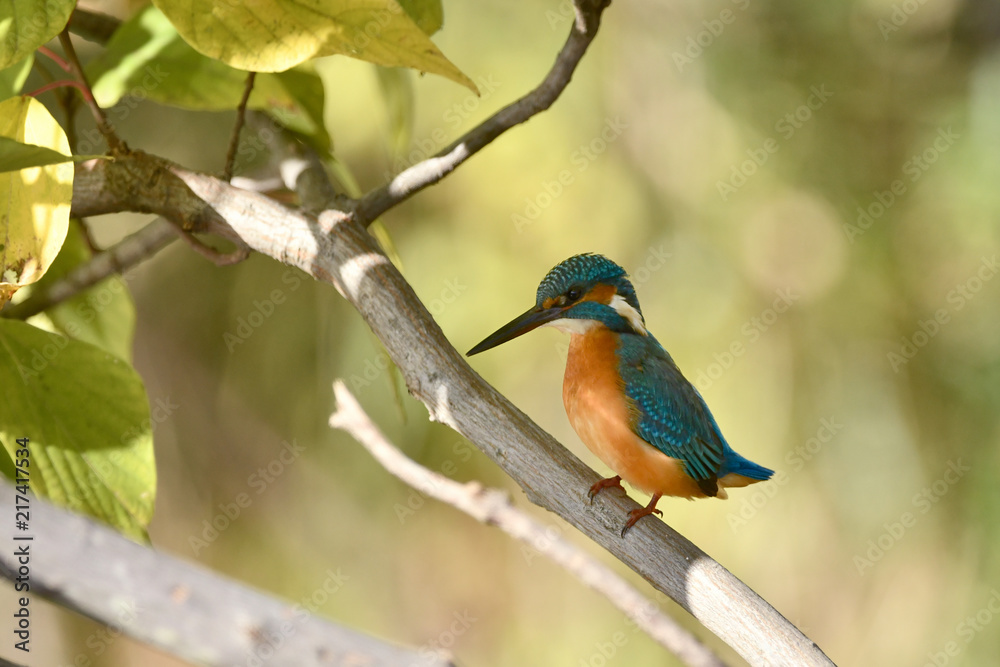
<box><xmin>615</xmin><ymin>333</ymin><xmax>730</xmax><ymax>495</ymax></box>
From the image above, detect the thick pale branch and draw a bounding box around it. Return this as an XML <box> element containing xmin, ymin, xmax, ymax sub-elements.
<box><xmin>353</xmin><ymin>0</ymin><xmax>612</xmax><ymax>224</ymax></box>
<box><xmin>69</xmin><ymin>150</ymin><xmax>834</xmax><ymax>666</ymax></box>
<box><xmin>0</xmin><ymin>481</ymin><xmax>451</xmax><ymax>667</ymax></box>
<box><xmin>330</xmin><ymin>382</ymin><xmax>727</xmax><ymax>667</ymax></box>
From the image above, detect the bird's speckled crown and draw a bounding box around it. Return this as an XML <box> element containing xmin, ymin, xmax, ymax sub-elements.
<box><xmin>535</xmin><ymin>253</ymin><xmax>643</xmax><ymax>315</ymax></box>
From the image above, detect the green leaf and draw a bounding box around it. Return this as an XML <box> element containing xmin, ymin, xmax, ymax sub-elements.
<box><xmin>151</xmin><ymin>0</ymin><xmax>477</xmax><ymax>93</ymax></box>
<box><xmin>0</xmin><ymin>136</ymin><xmax>103</xmax><ymax>172</ymax></box>
<box><xmin>273</xmin><ymin>67</ymin><xmax>332</xmax><ymax>154</ymax></box>
<box><xmin>0</xmin><ymin>319</ymin><xmax>155</xmax><ymax>540</ymax></box>
<box><xmin>0</xmin><ymin>54</ymin><xmax>32</xmax><ymax>100</ymax></box>
<box><xmin>87</xmin><ymin>6</ymin><xmax>330</xmax><ymax>149</ymax></box>
<box><xmin>0</xmin><ymin>97</ymin><xmax>72</xmax><ymax>308</ymax></box>
<box><xmin>0</xmin><ymin>0</ymin><xmax>75</xmax><ymax>69</ymax></box>
<box><xmin>23</xmin><ymin>223</ymin><xmax>136</xmax><ymax>362</ymax></box>
<box><xmin>398</xmin><ymin>0</ymin><xmax>444</xmax><ymax>35</ymax></box>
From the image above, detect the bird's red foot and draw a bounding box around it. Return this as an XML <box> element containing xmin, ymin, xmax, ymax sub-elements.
<box><xmin>620</xmin><ymin>493</ymin><xmax>663</xmax><ymax>537</ymax></box>
<box><xmin>588</xmin><ymin>475</ymin><xmax>624</xmax><ymax>502</ymax></box>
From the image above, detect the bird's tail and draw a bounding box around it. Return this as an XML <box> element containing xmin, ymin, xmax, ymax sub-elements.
<box><xmin>719</xmin><ymin>450</ymin><xmax>774</xmax><ymax>483</ymax></box>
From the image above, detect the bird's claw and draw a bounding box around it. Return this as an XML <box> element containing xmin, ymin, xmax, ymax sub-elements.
<box><xmin>619</xmin><ymin>494</ymin><xmax>664</xmax><ymax>537</ymax></box>
<box><xmin>587</xmin><ymin>475</ymin><xmax>624</xmax><ymax>504</ymax></box>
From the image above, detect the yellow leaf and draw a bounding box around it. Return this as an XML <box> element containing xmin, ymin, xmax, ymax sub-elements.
<box><xmin>0</xmin><ymin>97</ymin><xmax>72</xmax><ymax>308</ymax></box>
<box><xmin>152</xmin><ymin>0</ymin><xmax>477</xmax><ymax>93</ymax></box>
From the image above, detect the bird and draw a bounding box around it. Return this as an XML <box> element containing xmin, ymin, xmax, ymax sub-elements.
<box><xmin>467</xmin><ymin>253</ymin><xmax>773</xmax><ymax>536</ymax></box>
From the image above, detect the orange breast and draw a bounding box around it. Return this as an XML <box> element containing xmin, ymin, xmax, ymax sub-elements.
<box><xmin>562</xmin><ymin>328</ymin><xmax>709</xmax><ymax>500</ymax></box>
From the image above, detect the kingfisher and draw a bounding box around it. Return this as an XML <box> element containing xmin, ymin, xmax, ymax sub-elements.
<box><xmin>467</xmin><ymin>253</ymin><xmax>773</xmax><ymax>536</ymax></box>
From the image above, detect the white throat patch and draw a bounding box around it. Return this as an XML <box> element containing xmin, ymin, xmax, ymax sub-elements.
<box><xmin>610</xmin><ymin>294</ymin><xmax>647</xmax><ymax>335</ymax></box>
<box><xmin>542</xmin><ymin>318</ymin><xmax>600</xmax><ymax>335</ymax></box>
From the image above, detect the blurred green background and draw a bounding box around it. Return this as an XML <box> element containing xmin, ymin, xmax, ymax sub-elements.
<box><xmin>10</xmin><ymin>0</ymin><xmax>1000</xmax><ymax>664</ymax></box>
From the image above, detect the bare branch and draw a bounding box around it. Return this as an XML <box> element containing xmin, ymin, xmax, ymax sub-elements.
<box><xmin>331</xmin><ymin>381</ymin><xmax>728</xmax><ymax>667</ymax></box>
<box><xmin>1</xmin><ymin>220</ymin><xmax>177</xmax><ymax>320</ymax></box>
<box><xmin>353</xmin><ymin>0</ymin><xmax>612</xmax><ymax>225</ymax></box>
<box><xmin>0</xmin><ymin>481</ymin><xmax>453</xmax><ymax>667</ymax></box>
<box><xmin>68</xmin><ymin>150</ymin><xmax>835</xmax><ymax>665</ymax></box>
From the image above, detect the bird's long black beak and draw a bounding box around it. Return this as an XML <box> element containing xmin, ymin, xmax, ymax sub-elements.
<box><xmin>467</xmin><ymin>305</ymin><xmax>565</xmax><ymax>356</ymax></box>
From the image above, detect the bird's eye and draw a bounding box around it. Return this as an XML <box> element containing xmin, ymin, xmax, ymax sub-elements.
<box><xmin>567</xmin><ymin>287</ymin><xmax>582</xmax><ymax>301</ymax></box>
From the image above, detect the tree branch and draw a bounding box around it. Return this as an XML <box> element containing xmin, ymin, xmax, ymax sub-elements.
<box><xmin>1</xmin><ymin>220</ymin><xmax>177</xmax><ymax>320</ymax></box>
<box><xmin>0</xmin><ymin>481</ymin><xmax>453</xmax><ymax>667</ymax></box>
<box><xmin>330</xmin><ymin>381</ymin><xmax>727</xmax><ymax>667</ymax></box>
<box><xmin>68</xmin><ymin>149</ymin><xmax>834</xmax><ymax>665</ymax></box>
<box><xmin>353</xmin><ymin>0</ymin><xmax>612</xmax><ymax>224</ymax></box>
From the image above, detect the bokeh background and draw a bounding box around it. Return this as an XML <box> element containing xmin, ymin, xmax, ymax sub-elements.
<box><xmin>7</xmin><ymin>0</ymin><xmax>1000</xmax><ymax>665</ymax></box>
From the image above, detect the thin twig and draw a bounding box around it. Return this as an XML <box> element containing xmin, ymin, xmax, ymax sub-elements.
<box><xmin>1</xmin><ymin>220</ymin><xmax>177</xmax><ymax>320</ymax></box>
<box><xmin>177</xmin><ymin>231</ymin><xmax>251</xmax><ymax>266</ymax></box>
<box><xmin>330</xmin><ymin>382</ymin><xmax>728</xmax><ymax>667</ymax></box>
<box><xmin>353</xmin><ymin>0</ymin><xmax>611</xmax><ymax>224</ymax></box>
<box><xmin>27</xmin><ymin>79</ymin><xmax>92</xmax><ymax>99</ymax></box>
<box><xmin>37</xmin><ymin>45</ymin><xmax>73</xmax><ymax>72</ymax></box>
<box><xmin>58</xmin><ymin>29</ymin><xmax>125</xmax><ymax>153</ymax></box>
<box><xmin>30</xmin><ymin>52</ymin><xmax>81</xmax><ymax>148</ymax></box>
<box><xmin>222</xmin><ymin>71</ymin><xmax>257</xmax><ymax>181</ymax></box>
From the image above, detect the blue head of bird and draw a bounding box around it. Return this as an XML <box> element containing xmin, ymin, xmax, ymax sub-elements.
<box><xmin>467</xmin><ymin>253</ymin><xmax>648</xmax><ymax>355</ymax></box>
